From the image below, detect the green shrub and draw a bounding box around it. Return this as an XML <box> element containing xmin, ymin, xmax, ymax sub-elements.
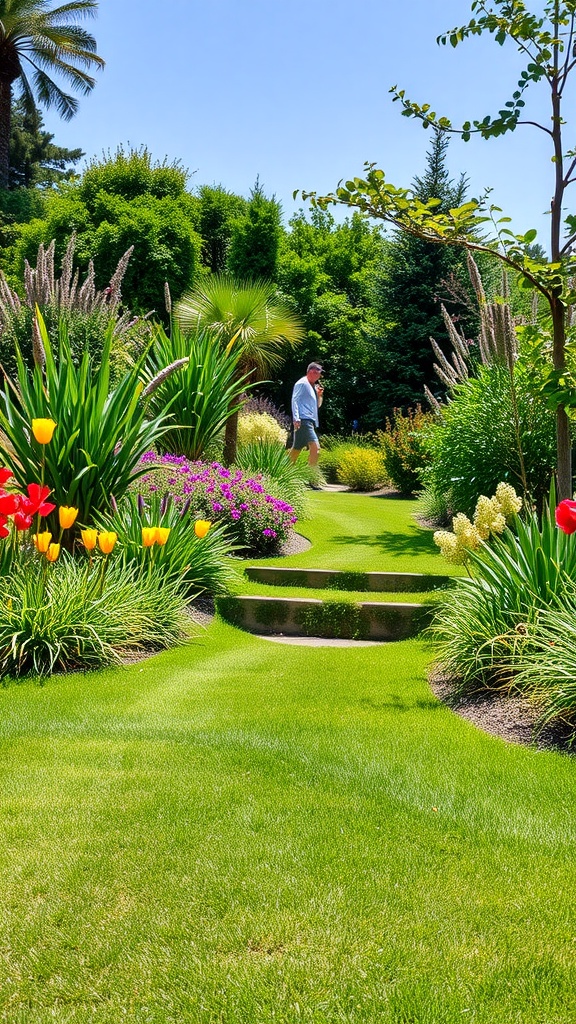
<box><xmin>377</xmin><ymin>406</ymin><xmax>435</xmax><ymax>495</ymax></box>
<box><xmin>424</xmin><ymin>364</ymin><xmax>556</xmax><ymax>517</ymax></box>
<box><xmin>336</xmin><ymin>447</ymin><xmax>387</xmax><ymax>491</ymax></box>
<box><xmin>99</xmin><ymin>491</ymin><xmax>238</xmax><ymax>597</ymax></box>
<box><xmin>237</xmin><ymin>411</ymin><xmax>287</xmax><ymax>446</ymax></box>
<box><xmin>0</xmin><ymin>555</ymin><xmax>192</xmax><ymax>678</ymax></box>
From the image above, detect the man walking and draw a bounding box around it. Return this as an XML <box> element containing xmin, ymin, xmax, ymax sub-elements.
<box><xmin>289</xmin><ymin>362</ymin><xmax>324</xmax><ymax>465</ymax></box>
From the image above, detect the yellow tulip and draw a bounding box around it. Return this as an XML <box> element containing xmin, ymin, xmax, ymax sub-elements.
<box><xmin>156</xmin><ymin>527</ymin><xmax>171</xmax><ymax>547</ymax></box>
<box><xmin>142</xmin><ymin>526</ymin><xmax>158</xmax><ymax>547</ymax></box>
<box><xmin>59</xmin><ymin>506</ymin><xmax>79</xmax><ymax>530</ymax></box>
<box><xmin>98</xmin><ymin>531</ymin><xmax>117</xmax><ymax>555</ymax></box>
<box><xmin>194</xmin><ymin>519</ymin><xmax>211</xmax><ymax>539</ymax></box>
<box><xmin>33</xmin><ymin>531</ymin><xmax>52</xmax><ymax>553</ymax></box>
<box><xmin>45</xmin><ymin>543</ymin><xmax>60</xmax><ymax>563</ymax></box>
<box><xmin>81</xmin><ymin>528</ymin><xmax>98</xmax><ymax>551</ymax></box>
<box><xmin>32</xmin><ymin>418</ymin><xmax>56</xmax><ymax>444</ymax></box>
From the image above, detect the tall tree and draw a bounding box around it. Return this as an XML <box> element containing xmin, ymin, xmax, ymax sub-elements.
<box><xmin>227</xmin><ymin>178</ymin><xmax>283</xmax><ymax>281</ymax></box>
<box><xmin>273</xmin><ymin>208</ymin><xmax>387</xmax><ymax>432</ymax></box>
<box><xmin>299</xmin><ymin>0</ymin><xmax>576</xmax><ymax>499</ymax></box>
<box><xmin>9</xmin><ymin>96</ymin><xmax>83</xmax><ymax>188</ymax></box>
<box><xmin>0</xmin><ymin>0</ymin><xmax>103</xmax><ymax>188</ymax></box>
<box><xmin>196</xmin><ymin>185</ymin><xmax>246</xmax><ymax>273</ymax></box>
<box><xmin>176</xmin><ymin>276</ymin><xmax>304</xmax><ymax>464</ymax></box>
<box><xmin>372</xmin><ymin>132</ymin><xmax>477</xmax><ymax>412</ymax></box>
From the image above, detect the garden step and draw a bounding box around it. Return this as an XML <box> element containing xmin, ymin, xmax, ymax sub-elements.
<box><xmin>244</xmin><ymin>566</ymin><xmax>452</xmax><ymax>593</ymax></box>
<box><xmin>216</xmin><ymin>595</ymin><xmax>432</xmax><ymax>641</ymax></box>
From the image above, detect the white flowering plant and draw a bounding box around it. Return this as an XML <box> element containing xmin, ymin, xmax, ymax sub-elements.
<box><xmin>434</xmin><ymin>483</ymin><xmax>522</xmax><ymax>566</ymax></box>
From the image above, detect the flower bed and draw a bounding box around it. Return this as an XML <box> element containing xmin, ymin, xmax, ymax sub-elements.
<box><xmin>137</xmin><ymin>453</ymin><xmax>298</xmax><ymax>555</ymax></box>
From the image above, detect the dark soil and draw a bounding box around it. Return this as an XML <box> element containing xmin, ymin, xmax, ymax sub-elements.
<box><xmin>429</xmin><ymin>669</ymin><xmax>574</xmax><ymax>754</ymax></box>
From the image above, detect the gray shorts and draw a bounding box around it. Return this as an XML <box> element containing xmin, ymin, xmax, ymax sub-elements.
<box><xmin>292</xmin><ymin>419</ymin><xmax>319</xmax><ymax>451</ymax></box>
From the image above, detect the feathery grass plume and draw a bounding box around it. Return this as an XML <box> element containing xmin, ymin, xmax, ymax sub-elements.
<box><xmin>164</xmin><ymin>282</ymin><xmax>172</xmax><ymax>317</ymax></box>
<box><xmin>141</xmin><ymin>358</ymin><xmax>189</xmax><ymax>398</ymax></box>
<box><xmin>31</xmin><ymin>316</ymin><xmax>45</xmax><ymax>369</ymax></box>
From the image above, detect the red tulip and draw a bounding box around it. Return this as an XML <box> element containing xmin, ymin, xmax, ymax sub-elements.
<box><xmin>20</xmin><ymin>483</ymin><xmax>56</xmax><ymax>517</ymax></box>
<box><xmin>0</xmin><ymin>493</ymin><xmax>19</xmax><ymax>515</ymax></box>
<box><xmin>0</xmin><ymin>515</ymin><xmax>9</xmax><ymax>539</ymax></box>
<box><xmin>555</xmin><ymin>499</ymin><xmax>576</xmax><ymax>534</ymax></box>
<box><xmin>0</xmin><ymin>468</ymin><xmax>12</xmax><ymax>485</ymax></box>
<box><xmin>13</xmin><ymin>512</ymin><xmax>32</xmax><ymax>531</ymax></box>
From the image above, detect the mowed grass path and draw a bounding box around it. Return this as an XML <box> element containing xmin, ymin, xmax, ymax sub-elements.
<box><xmin>0</xmin><ymin>494</ymin><xmax>574</xmax><ymax>1023</ymax></box>
<box><xmin>246</xmin><ymin>491</ymin><xmax>464</xmax><ymax>574</ymax></box>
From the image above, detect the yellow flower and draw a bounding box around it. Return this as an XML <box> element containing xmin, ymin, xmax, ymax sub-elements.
<box><xmin>451</xmin><ymin>513</ymin><xmax>481</xmax><ymax>552</ymax></box>
<box><xmin>33</xmin><ymin>531</ymin><xmax>52</xmax><ymax>553</ymax></box>
<box><xmin>81</xmin><ymin>528</ymin><xmax>98</xmax><ymax>551</ymax></box>
<box><xmin>59</xmin><ymin>506</ymin><xmax>79</xmax><ymax>530</ymax></box>
<box><xmin>474</xmin><ymin>495</ymin><xmax>506</xmax><ymax>540</ymax></box>
<box><xmin>45</xmin><ymin>543</ymin><xmax>60</xmax><ymax>563</ymax></box>
<box><xmin>433</xmin><ymin>530</ymin><xmax>468</xmax><ymax>565</ymax></box>
<box><xmin>142</xmin><ymin>526</ymin><xmax>158</xmax><ymax>547</ymax></box>
<box><xmin>194</xmin><ymin>519</ymin><xmax>211</xmax><ymax>539</ymax></box>
<box><xmin>98</xmin><ymin>531</ymin><xmax>117</xmax><ymax>555</ymax></box>
<box><xmin>494</xmin><ymin>482</ymin><xmax>523</xmax><ymax>519</ymax></box>
<box><xmin>156</xmin><ymin>527</ymin><xmax>171</xmax><ymax>546</ymax></box>
<box><xmin>32</xmin><ymin>418</ymin><xmax>56</xmax><ymax>444</ymax></box>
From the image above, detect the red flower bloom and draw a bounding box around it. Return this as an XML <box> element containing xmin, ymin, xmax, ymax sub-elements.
<box><xmin>0</xmin><ymin>468</ymin><xmax>12</xmax><ymax>485</ymax></box>
<box><xmin>20</xmin><ymin>483</ymin><xmax>55</xmax><ymax>517</ymax></box>
<box><xmin>0</xmin><ymin>492</ymin><xmax>20</xmax><ymax>515</ymax></box>
<box><xmin>0</xmin><ymin>515</ymin><xmax>9</xmax><ymax>539</ymax></box>
<box><xmin>13</xmin><ymin>511</ymin><xmax>32</xmax><ymax>531</ymax></box>
<box><xmin>555</xmin><ymin>499</ymin><xmax>576</xmax><ymax>534</ymax></box>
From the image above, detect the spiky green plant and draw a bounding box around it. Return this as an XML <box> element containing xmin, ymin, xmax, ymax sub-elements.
<box><xmin>142</xmin><ymin>321</ymin><xmax>252</xmax><ymax>461</ymax></box>
<box><xmin>97</xmin><ymin>492</ymin><xmax>238</xmax><ymax>597</ymax></box>
<box><xmin>0</xmin><ymin>310</ymin><xmax>171</xmax><ymax>530</ymax></box>
<box><xmin>235</xmin><ymin>440</ymin><xmax>309</xmax><ymax>518</ymax></box>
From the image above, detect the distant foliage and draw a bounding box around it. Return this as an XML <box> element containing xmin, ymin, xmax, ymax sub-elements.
<box><xmin>378</xmin><ymin>406</ymin><xmax>435</xmax><ymax>496</ymax></box>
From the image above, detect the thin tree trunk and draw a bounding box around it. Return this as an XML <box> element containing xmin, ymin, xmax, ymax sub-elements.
<box><xmin>0</xmin><ymin>81</ymin><xmax>12</xmax><ymax>189</ymax></box>
<box><xmin>223</xmin><ymin>408</ymin><xmax>239</xmax><ymax>466</ymax></box>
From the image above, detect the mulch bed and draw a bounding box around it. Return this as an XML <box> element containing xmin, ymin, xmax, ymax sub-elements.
<box><xmin>429</xmin><ymin>669</ymin><xmax>574</xmax><ymax>754</ymax></box>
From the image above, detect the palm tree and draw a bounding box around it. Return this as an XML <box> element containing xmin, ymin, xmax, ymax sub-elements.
<box><xmin>0</xmin><ymin>1</ymin><xmax>104</xmax><ymax>187</ymax></box>
<box><xmin>176</xmin><ymin>275</ymin><xmax>304</xmax><ymax>464</ymax></box>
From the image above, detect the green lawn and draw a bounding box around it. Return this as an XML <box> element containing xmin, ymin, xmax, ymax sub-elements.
<box><xmin>1</xmin><ymin>627</ymin><xmax>575</xmax><ymax>1023</ymax></box>
<box><xmin>245</xmin><ymin>491</ymin><xmax>464</xmax><ymax>575</ymax></box>
<box><xmin>0</xmin><ymin>492</ymin><xmax>574</xmax><ymax>1023</ymax></box>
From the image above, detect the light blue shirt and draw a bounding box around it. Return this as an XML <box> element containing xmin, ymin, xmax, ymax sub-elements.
<box><xmin>292</xmin><ymin>376</ymin><xmax>318</xmax><ymax>426</ymax></box>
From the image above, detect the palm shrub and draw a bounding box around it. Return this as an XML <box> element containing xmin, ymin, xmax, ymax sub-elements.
<box><xmin>98</xmin><ymin>492</ymin><xmax>238</xmax><ymax>597</ymax></box>
<box><xmin>0</xmin><ymin>311</ymin><xmax>171</xmax><ymax>532</ymax></box>
<box><xmin>142</xmin><ymin>321</ymin><xmax>252</xmax><ymax>460</ymax></box>
<box><xmin>0</xmin><ymin>555</ymin><xmax>192</xmax><ymax>678</ymax></box>
<box><xmin>235</xmin><ymin>440</ymin><xmax>308</xmax><ymax>518</ymax></box>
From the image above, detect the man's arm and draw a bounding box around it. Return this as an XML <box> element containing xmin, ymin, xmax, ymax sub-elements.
<box><xmin>292</xmin><ymin>381</ymin><xmax>304</xmax><ymax>426</ymax></box>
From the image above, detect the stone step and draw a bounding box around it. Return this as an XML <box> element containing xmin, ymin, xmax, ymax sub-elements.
<box><xmin>244</xmin><ymin>566</ymin><xmax>451</xmax><ymax>593</ymax></box>
<box><xmin>216</xmin><ymin>595</ymin><xmax>433</xmax><ymax>642</ymax></box>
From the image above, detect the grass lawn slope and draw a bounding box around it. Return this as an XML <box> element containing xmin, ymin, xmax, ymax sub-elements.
<box><xmin>0</xmin><ymin>619</ymin><xmax>575</xmax><ymax>1023</ymax></box>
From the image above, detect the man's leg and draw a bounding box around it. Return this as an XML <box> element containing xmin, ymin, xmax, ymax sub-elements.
<box><xmin>289</xmin><ymin>447</ymin><xmax>300</xmax><ymax>464</ymax></box>
<box><xmin>307</xmin><ymin>441</ymin><xmax>320</xmax><ymax>466</ymax></box>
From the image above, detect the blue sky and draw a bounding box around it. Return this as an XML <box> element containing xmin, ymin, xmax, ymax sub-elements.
<box><xmin>42</xmin><ymin>0</ymin><xmax>557</xmax><ymax>249</ymax></box>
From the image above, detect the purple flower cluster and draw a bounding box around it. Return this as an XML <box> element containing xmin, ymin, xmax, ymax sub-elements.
<box><xmin>137</xmin><ymin>453</ymin><xmax>297</xmax><ymax>555</ymax></box>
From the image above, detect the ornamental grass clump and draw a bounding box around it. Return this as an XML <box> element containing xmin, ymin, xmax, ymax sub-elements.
<box><xmin>98</xmin><ymin>492</ymin><xmax>237</xmax><ymax>596</ymax></box>
<box><xmin>432</xmin><ymin>485</ymin><xmax>576</xmax><ymax>697</ymax></box>
<box><xmin>0</xmin><ymin>557</ymin><xmax>192</xmax><ymax>678</ymax></box>
<box><xmin>135</xmin><ymin>454</ymin><xmax>297</xmax><ymax>555</ymax></box>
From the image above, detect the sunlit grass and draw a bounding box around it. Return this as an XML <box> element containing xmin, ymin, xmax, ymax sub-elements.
<box><xmin>0</xmin><ymin>622</ymin><xmax>575</xmax><ymax>1022</ymax></box>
